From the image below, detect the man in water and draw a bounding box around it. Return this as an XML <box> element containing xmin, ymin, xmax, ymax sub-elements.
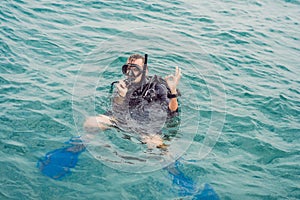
<box><xmin>84</xmin><ymin>54</ymin><xmax>181</xmax><ymax>148</ymax></box>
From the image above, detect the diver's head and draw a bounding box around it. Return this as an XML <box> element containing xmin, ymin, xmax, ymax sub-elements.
<box><xmin>122</xmin><ymin>54</ymin><xmax>148</xmax><ymax>84</ymax></box>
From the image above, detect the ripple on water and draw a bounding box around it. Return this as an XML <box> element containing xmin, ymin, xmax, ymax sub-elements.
<box><xmin>1</xmin><ymin>0</ymin><xmax>300</xmax><ymax>199</ymax></box>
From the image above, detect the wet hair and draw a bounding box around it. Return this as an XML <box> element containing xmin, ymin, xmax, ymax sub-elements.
<box><xmin>127</xmin><ymin>54</ymin><xmax>145</xmax><ymax>64</ymax></box>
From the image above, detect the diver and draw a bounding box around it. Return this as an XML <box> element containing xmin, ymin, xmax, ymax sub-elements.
<box><xmin>84</xmin><ymin>54</ymin><xmax>181</xmax><ymax>148</ymax></box>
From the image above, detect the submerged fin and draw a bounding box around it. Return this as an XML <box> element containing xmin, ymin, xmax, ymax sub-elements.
<box><xmin>193</xmin><ymin>183</ymin><xmax>220</xmax><ymax>200</ymax></box>
<box><xmin>37</xmin><ymin>139</ymin><xmax>86</xmax><ymax>180</ymax></box>
<box><xmin>166</xmin><ymin>159</ymin><xmax>197</xmax><ymax>196</ymax></box>
<box><xmin>166</xmin><ymin>159</ymin><xmax>220</xmax><ymax>199</ymax></box>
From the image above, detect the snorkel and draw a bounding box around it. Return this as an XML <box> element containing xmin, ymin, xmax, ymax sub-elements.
<box><xmin>139</xmin><ymin>54</ymin><xmax>148</xmax><ymax>91</ymax></box>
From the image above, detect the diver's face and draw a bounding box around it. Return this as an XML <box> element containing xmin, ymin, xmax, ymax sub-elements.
<box><xmin>127</xmin><ymin>58</ymin><xmax>144</xmax><ymax>83</ymax></box>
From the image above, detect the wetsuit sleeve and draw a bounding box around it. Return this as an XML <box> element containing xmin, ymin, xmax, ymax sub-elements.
<box><xmin>112</xmin><ymin>90</ymin><xmax>128</xmax><ymax>113</ymax></box>
<box><xmin>156</xmin><ymin>84</ymin><xmax>170</xmax><ymax>111</ymax></box>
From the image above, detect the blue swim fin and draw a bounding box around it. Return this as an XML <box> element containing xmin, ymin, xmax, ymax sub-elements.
<box><xmin>166</xmin><ymin>159</ymin><xmax>197</xmax><ymax>196</ymax></box>
<box><xmin>193</xmin><ymin>183</ymin><xmax>220</xmax><ymax>200</ymax></box>
<box><xmin>166</xmin><ymin>159</ymin><xmax>220</xmax><ymax>199</ymax></box>
<box><xmin>37</xmin><ymin>138</ymin><xmax>86</xmax><ymax>180</ymax></box>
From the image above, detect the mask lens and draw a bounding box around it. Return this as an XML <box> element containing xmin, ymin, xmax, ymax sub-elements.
<box><xmin>122</xmin><ymin>64</ymin><xmax>142</xmax><ymax>77</ymax></box>
<box><xmin>122</xmin><ymin>64</ymin><xmax>129</xmax><ymax>74</ymax></box>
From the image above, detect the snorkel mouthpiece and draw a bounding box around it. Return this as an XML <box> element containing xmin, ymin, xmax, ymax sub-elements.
<box><xmin>124</xmin><ymin>77</ymin><xmax>135</xmax><ymax>86</ymax></box>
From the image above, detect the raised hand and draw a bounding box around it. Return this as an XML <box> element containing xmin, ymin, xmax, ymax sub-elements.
<box><xmin>116</xmin><ymin>80</ymin><xmax>128</xmax><ymax>97</ymax></box>
<box><xmin>165</xmin><ymin>66</ymin><xmax>181</xmax><ymax>94</ymax></box>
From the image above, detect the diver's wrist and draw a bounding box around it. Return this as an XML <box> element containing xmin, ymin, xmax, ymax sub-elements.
<box><xmin>168</xmin><ymin>94</ymin><xmax>177</xmax><ymax>99</ymax></box>
<box><xmin>168</xmin><ymin>88</ymin><xmax>179</xmax><ymax>99</ymax></box>
<box><xmin>170</xmin><ymin>89</ymin><xmax>177</xmax><ymax>94</ymax></box>
<box><xmin>118</xmin><ymin>89</ymin><xmax>128</xmax><ymax>98</ymax></box>
<box><xmin>119</xmin><ymin>93</ymin><xmax>126</xmax><ymax>98</ymax></box>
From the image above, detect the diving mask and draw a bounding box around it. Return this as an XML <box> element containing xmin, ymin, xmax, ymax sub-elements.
<box><xmin>122</xmin><ymin>63</ymin><xmax>143</xmax><ymax>78</ymax></box>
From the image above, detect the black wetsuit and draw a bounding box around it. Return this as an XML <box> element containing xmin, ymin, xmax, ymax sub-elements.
<box><xmin>112</xmin><ymin>75</ymin><xmax>177</xmax><ymax>134</ymax></box>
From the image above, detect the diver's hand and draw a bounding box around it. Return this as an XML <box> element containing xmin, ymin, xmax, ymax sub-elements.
<box><xmin>116</xmin><ymin>80</ymin><xmax>128</xmax><ymax>97</ymax></box>
<box><xmin>165</xmin><ymin>66</ymin><xmax>181</xmax><ymax>94</ymax></box>
<box><xmin>142</xmin><ymin>134</ymin><xmax>164</xmax><ymax>149</ymax></box>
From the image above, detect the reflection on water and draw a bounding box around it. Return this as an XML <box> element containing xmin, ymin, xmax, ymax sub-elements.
<box><xmin>85</xmin><ymin>106</ymin><xmax>182</xmax><ymax>172</ymax></box>
<box><xmin>1</xmin><ymin>0</ymin><xmax>299</xmax><ymax>199</ymax></box>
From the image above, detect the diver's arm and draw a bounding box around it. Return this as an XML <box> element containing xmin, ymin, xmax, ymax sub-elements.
<box><xmin>165</xmin><ymin>66</ymin><xmax>181</xmax><ymax>112</ymax></box>
<box><xmin>113</xmin><ymin>93</ymin><xmax>125</xmax><ymax>105</ymax></box>
<box><xmin>156</xmin><ymin>83</ymin><xmax>178</xmax><ymax>112</ymax></box>
<box><xmin>113</xmin><ymin>80</ymin><xmax>128</xmax><ymax>104</ymax></box>
<box><xmin>168</xmin><ymin>90</ymin><xmax>178</xmax><ymax>112</ymax></box>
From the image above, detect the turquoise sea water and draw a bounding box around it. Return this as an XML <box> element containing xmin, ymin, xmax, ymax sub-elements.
<box><xmin>1</xmin><ymin>0</ymin><xmax>300</xmax><ymax>199</ymax></box>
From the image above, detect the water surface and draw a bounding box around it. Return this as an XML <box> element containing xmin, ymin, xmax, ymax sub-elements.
<box><xmin>1</xmin><ymin>0</ymin><xmax>300</xmax><ymax>199</ymax></box>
